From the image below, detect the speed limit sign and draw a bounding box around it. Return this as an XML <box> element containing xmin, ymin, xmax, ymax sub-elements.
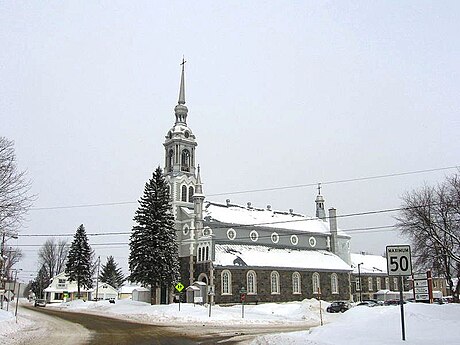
<box><xmin>386</xmin><ymin>245</ymin><xmax>412</xmax><ymax>276</ymax></box>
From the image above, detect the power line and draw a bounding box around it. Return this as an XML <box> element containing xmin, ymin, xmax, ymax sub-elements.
<box><xmin>28</xmin><ymin>165</ymin><xmax>458</xmax><ymax>211</ymax></box>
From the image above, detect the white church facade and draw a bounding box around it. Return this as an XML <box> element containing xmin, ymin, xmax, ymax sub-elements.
<box><xmin>162</xmin><ymin>61</ymin><xmax>353</xmax><ymax>304</ymax></box>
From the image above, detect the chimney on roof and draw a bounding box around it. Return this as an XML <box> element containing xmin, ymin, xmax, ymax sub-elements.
<box><xmin>247</xmin><ymin>202</ymin><xmax>253</xmax><ymax>209</ymax></box>
<box><xmin>267</xmin><ymin>205</ymin><xmax>272</xmax><ymax>211</ymax></box>
<box><xmin>226</xmin><ymin>199</ymin><xmax>231</xmax><ymax>206</ymax></box>
<box><xmin>289</xmin><ymin>208</ymin><xmax>294</xmax><ymax>215</ymax></box>
<box><xmin>329</xmin><ymin>208</ymin><xmax>338</xmax><ymax>255</ymax></box>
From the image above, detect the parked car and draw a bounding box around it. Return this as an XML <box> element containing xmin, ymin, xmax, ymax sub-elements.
<box><xmin>34</xmin><ymin>299</ymin><xmax>47</xmax><ymax>307</ymax></box>
<box><xmin>357</xmin><ymin>300</ymin><xmax>379</xmax><ymax>307</ymax></box>
<box><xmin>326</xmin><ymin>301</ymin><xmax>351</xmax><ymax>313</ymax></box>
<box><xmin>384</xmin><ymin>299</ymin><xmax>406</xmax><ymax>306</ymax></box>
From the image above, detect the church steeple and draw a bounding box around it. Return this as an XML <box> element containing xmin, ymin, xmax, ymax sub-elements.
<box><xmin>174</xmin><ymin>57</ymin><xmax>188</xmax><ymax>124</ymax></box>
<box><xmin>315</xmin><ymin>183</ymin><xmax>326</xmax><ymax>220</ymax></box>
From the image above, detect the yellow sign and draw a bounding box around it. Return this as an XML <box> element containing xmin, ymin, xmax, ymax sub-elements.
<box><xmin>175</xmin><ymin>282</ymin><xmax>184</xmax><ymax>292</ymax></box>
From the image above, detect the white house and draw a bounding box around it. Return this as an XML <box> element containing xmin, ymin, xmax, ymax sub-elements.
<box><xmin>94</xmin><ymin>282</ymin><xmax>118</xmax><ymax>301</ymax></box>
<box><xmin>44</xmin><ymin>272</ymin><xmax>92</xmax><ymax>302</ymax></box>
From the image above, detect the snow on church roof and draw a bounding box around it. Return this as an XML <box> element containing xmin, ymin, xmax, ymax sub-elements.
<box><xmin>204</xmin><ymin>201</ymin><xmax>347</xmax><ymax>236</ymax></box>
<box><xmin>214</xmin><ymin>244</ymin><xmax>352</xmax><ymax>271</ymax></box>
<box><xmin>350</xmin><ymin>253</ymin><xmax>388</xmax><ymax>275</ymax></box>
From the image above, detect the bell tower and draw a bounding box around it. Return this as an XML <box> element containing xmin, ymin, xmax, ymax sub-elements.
<box><xmin>163</xmin><ymin>58</ymin><xmax>198</xmax><ymax>212</ymax></box>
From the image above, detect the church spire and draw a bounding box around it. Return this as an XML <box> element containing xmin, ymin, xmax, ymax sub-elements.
<box><xmin>195</xmin><ymin>165</ymin><xmax>203</xmax><ymax>195</ymax></box>
<box><xmin>315</xmin><ymin>183</ymin><xmax>326</xmax><ymax>220</ymax></box>
<box><xmin>178</xmin><ymin>57</ymin><xmax>186</xmax><ymax>105</ymax></box>
<box><xmin>174</xmin><ymin>57</ymin><xmax>188</xmax><ymax>124</ymax></box>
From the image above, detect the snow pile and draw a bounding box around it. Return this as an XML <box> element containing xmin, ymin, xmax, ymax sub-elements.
<box><xmin>251</xmin><ymin>303</ymin><xmax>460</xmax><ymax>345</ymax></box>
<box><xmin>0</xmin><ymin>305</ymin><xmax>34</xmax><ymax>342</ymax></box>
<box><xmin>49</xmin><ymin>298</ymin><xmax>334</xmax><ymax>326</ymax></box>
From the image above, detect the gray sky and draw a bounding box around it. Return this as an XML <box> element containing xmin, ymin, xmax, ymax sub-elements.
<box><xmin>1</xmin><ymin>1</ymin><xmax>459</xmax><ymax>282</ymax></box>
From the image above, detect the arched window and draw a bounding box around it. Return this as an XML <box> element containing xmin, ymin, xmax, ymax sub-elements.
<box><xmin>312</xmin><ymin>272</ymin><xmax>320</xmax><ymax>294</ymax></box>
<box><xmin>181</xmin><ymin>185</ymin><xmax>187</xmax><ymax>202</ymax></box>
<box><xmin>331</xmin><ymin>273</ymin><xmax>339</xmax><ymax>294</ymax></box>
<box><xmin>188</xmin><ymin>186</ymin><xmax>194</xmax><ymax>202</ymax></box>
<box><xmin>292</xmin><ymin>272</ymin><xmax>301</xmax><ymax>294</ymax></box>
<box><xmin>198</xmin><ymin>247</ymin><xmax>202</xmax><ymax>262</ymax></box>
<box><xmin>221</xmin><ymin>270</ymin><xmax>232</xmax><ymax>295</ymax></box>
<box><xmin>247</xmin><ymin>271</ymin><xmax>257</xmax><ymax>294</ymax></box>
<box><xmin>368</xmin><ymin>277</ymin><xmax>373</xmax><ymax>291</ymax></box>
<box><xmin>168</xmin><ymin>149</ymin><xmax>174</xmax><ymax>172</ymax></box>
<box><xmin>205</xmin><ymin>246</ymin><xmax>209</xmax><ymax>261</ymax></box>
<box><xmin>271</xmin><ymin>271</ymin><xmax>280</xmax><ymax>294</ymax></box>
<box><xmin>385</xmin><ymin>277</ymin><xmax>390</xmax><ymax>290</ymax></box>
<box><xmin>166</xmin><ymin>185</ymin><xmax>171</xmax><ymax>198</ymax></box>
<box><xmin>393</xmin><ymin>278</ymin><xmax>399</xmax><ymax>291</ymax></box>
<box><xmin>376</xmin><ymin>277</ymin><xmax>381</xmax><ymax>291</ymax></box>
<box><xmin>181</xmin><ymin>149</ymin><xmax>190</xmax><ymax>171</ymax></box>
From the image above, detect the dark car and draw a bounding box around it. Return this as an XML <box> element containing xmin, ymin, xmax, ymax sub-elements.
<box><xmin>357</xmin><ymin>300</ymin><xmax>379</xmax><ymax>307</ymax></box>
<box><xmin>326</xmin><ymin>301</ymin><xmax>351</xmax><ymax>313</ymax></box>
<box><xmin>34</xmin><ymin>299</ymin><xmax>47</xmax><ymax>307</ymax></box>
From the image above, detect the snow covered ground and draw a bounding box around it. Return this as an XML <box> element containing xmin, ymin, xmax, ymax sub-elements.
<box><xmin>1</xmin><ymin>299</ymin><xmax>459</xmax><ymax>344</ymax></box>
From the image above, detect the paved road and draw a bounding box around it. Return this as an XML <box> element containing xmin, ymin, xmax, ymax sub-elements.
<box><xmin>23</xmin><ymin>306</ymin><xmax>237</xmax><ymax>345</ymax></box>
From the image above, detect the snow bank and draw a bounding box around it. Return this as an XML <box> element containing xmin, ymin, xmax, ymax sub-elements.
<box><xmin>48</xmin><ymin>298</ymin><xmax>335</xmax><ymax>326</ymax></box>
<box><xmin>0</xmin><ymin>305</ymin><xmax>34</xmax><ymax>342</ymax></box>
<box><xmin>251</xmin><ymin>303</ymin><xmax>460</xmax><ymax>345</ymax></box>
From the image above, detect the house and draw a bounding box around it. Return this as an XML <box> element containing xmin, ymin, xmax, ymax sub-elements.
<box><xmin>151</xmin><ymin>62</ymin><xmax>353</xmax><ymax>304</ymax></box>
<box><xmin>94</xmin><ymin>282</ymin><xmax>118</xmax><ymax>301</ymax></box>
<box><xmin>44</xmin><ymin>272</ymin><xmax>92</xmax><ymax>302</ymax></box>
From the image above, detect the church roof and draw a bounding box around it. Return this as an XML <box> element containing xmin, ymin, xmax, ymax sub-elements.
<box><xmin>214</xmin><ymin>244</ymin><xmax>352</xmax><ymax>271</ymax></box>
<box><xmin>204</xmin><ymin>201</ymin><xmax>348</xmax><ymax>236</ymax></box>
<box><xmin>350</xmin><ymin>252</ymin><xmax>388</xmax><ymax>275</ymax></box>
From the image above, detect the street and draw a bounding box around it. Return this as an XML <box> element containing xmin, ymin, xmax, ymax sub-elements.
<box><xmin>21</xmin><ymin>306</ymin><xmax>237</xmax><ymax>344</ymax></box>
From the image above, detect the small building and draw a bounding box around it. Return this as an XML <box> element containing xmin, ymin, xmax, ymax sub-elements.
<box><xmin>94</xmin><ymin>282</ymin><xmax>118</xmax><ymax>301</ymax></box>
<box><xmin>132</xmin><ymin>287</ymin><xmax>151</xmax><ymax>303</ymax></box>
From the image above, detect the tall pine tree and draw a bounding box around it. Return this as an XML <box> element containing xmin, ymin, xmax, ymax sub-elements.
<box><xmin>99</xmin><ymin>256</ymin><xmax>125</xmax><ymax>289</ymax></box>
<box><xmin>129</xmin><ymin>166</ymin><xmax>180</xmax><ymax>304</ymax></box>
<box><xmin>65</xmin><ymin>224</ymin><xmax>93</xmax><ymax>298</ymax></box>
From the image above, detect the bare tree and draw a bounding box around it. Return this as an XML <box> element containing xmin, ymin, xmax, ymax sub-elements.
<box><xmin>38</xmin><ymin>238</ymin><xmax>70</xmax><ymax>278</ymax></box>
<box><xmin>0</xmin><ymin>137</ymin><xmax>33</xmax><ymax>233</ymax></box>
<box><xmin>2</xmin><ymin>246</ymin><xmax>23</xmax><ymax>280</ymax></box>
<box><xmin>396</xmin><ymin>171</ymin><xmax>460</xmax><ymax>301</ymax></box>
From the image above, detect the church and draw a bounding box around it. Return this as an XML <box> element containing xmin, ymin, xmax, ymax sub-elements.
<box><xmin>163</xmin><ymin>61</ymin><xmax>353</xmax><ymax>304</ymax></box>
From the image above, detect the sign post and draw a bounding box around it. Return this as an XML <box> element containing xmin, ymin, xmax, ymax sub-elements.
<box><xmin>175</xmin><ymin>282</ymin><xmax>184</xmax><ymax>311</ymax></box>
<box><xmin>386</xmin><ymin>245</ymin><xmax>412</xmax><ymax>341</ymax></box>
<box><xmin>240</xmin><ymin>287</ymin><xmax>246</xmax><ymax>319</ymax></box>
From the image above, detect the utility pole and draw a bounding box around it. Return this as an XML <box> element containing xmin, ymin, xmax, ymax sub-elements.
<box><xmin>358</xmin><ymin>262</ymin><xmax>364</xmax><ymax>302</ymax></box>
<box><xmin>95</xmin><ymin>256</ymin><xmax>100</xmax><ymax>301</ymax></box>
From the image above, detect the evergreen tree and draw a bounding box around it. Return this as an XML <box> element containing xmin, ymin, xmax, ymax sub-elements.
<box><xmin>30</xmin><ymin>264</ymin><xmax>50</xmax><ymax>299</ymax></box>
<box><xmin>129</xmin><ymin>166</ymin><xmax>180</xmax><ymax>304</ymax></box>
<box><xmin>65</xmin><ymin>224</ymin><xmax>93</xmax><ymax>298</ymax></box>
<box><xmin>99</xmin><ymin>256</ymin><xmax>125</xmax><ymax>289</ymax></box>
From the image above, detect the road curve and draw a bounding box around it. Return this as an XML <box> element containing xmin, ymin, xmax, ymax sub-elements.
<box><xmin>22</xmin><ymin>306</ymin><xmax>236</xmax><ymax>345</ymax></box>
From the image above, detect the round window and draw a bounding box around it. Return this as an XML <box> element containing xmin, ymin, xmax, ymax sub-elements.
<box><xmin>184</xmin><ymin>131</ymin><xmax>190</xmax><ymax>138</ymax></box>
<box><xmin>290</xmin><ymin>235</ymin><xmax>299</xmax><ymax>245</ymax></box>
<box><xmin>203</xmin><ymin>227</ymin><xmax>212</xmax><ymax>236</ymax></box>
<box><xmin>183</xmin><ymin>226</ymin><xmax>190</xmax><ymax>236</ymax></box>
<box><xmin>309</xmin><ymin>236</ymin><xmax>317</xmax><ymax>247</ymax></box>
<box><xmin>227</xmin><ymin>228</ymin><xmax>236</xmax><ymax>240</ymax></box>
<box><xmin>250</xmin><ymin>230</ymin><xmax>259</xmax><ymax>242</ymax></box>
<box><xmin>271</xmin><ymin>232</ymin><xmax>279</xmax><ymax>244</ymax></box>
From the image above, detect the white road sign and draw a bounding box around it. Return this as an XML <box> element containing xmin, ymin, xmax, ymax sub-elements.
<box><xmin>414</xmin><ymin>280</ymin><xmax>428</xmax><ymax>287</ymax></box>
<box><xmin>386</xmin><ymin>245</ymin><xmax>412</xmax><ymax>276</ymax></box>
<box><xmin>415</xmin><ymin>293</ymin><xmax>429</xmax><ymax>300</ymax></box>
<box><xmin>415</xmin><ymin>287</ymin><xmax>429</xmax><ymax>294</ymax></box>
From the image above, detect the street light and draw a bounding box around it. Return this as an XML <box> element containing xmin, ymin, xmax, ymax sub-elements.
<box><xmin>358</xmin><ymin>262</ymin><xmax>364</xmax><ymax>302</ymax></box>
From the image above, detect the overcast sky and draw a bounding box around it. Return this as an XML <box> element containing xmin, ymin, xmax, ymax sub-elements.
<box><xmin>2</xmin><ymin>1</ymin><xmax>459</xmax><ymax>282</ymax></box>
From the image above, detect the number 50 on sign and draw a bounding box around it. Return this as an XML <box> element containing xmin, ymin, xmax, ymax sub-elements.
<box><xmin>386</xmin><ymin>245</ymin><xmax>412</xmax><ymax>276</ymax></box>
